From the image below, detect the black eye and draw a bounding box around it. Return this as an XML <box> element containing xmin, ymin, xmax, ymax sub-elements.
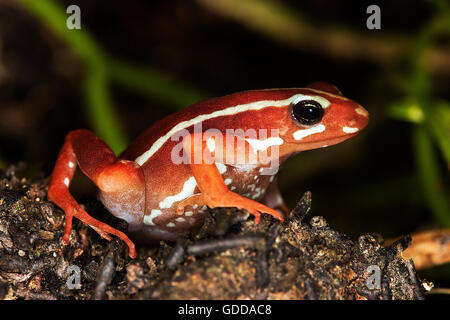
<box><xmin>291</xmin><ymin>100</ymin><xmax>324</xmax><ymax>126</ymax></box>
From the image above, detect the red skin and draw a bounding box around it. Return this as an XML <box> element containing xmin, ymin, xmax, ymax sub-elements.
<box><xmin>48</xmin><ymin>82</ymin><xmax>369</xmax><ymax>258</ymax></box>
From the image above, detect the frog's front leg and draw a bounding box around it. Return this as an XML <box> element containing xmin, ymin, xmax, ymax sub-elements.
<box><xmin>48</xmin><ymin>129</ymin><xmax>144</xmax><ymax>258</ymax></box>
<box><xmin>182</xmin><ymin>133</ymin><xmax>284</xmax><ymax>224</ymax></box>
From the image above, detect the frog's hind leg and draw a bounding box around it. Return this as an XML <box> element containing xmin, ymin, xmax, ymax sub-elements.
<box><xmin>261</xmin><ymin>178</ymin><xmax>290</xmax><ymax>216</ymax></box>
<box><xmin>48</xmin><ymin>129</ymin><xmax>144</xmax><ymax>258</ymax></box>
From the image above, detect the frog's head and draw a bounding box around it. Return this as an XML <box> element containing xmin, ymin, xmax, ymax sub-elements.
<box><xmin>277</xmin><ymin>82</ymin><xmax>369</xmax><ymax>153</ymax></box>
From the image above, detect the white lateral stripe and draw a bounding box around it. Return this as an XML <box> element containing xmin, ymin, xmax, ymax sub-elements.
<box><xmin>143</xmin><ymin>209</ymin><xmax>163</xmax><ymax>226</ymax></box>
<box><xmin>159</xmin><ymin>176</ymin><xmax>197</xmax><ymax>209</ymax></box>
<box><xmin>135</xmin><ymin>93</ymin><xmax>329</xmax><ymax>165</ymax></box>
<box><xmin>245</xmin><ymin>137</ymin><xmax>284</xmax><ymax>151</ymax></box>
<box><xmin>293</xmin><ymin>124</ymin><xmax>326</xmax><ymax>140</ymax></box>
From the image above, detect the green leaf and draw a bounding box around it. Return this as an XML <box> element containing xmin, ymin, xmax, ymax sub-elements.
<box><xmin>427</xmin><ymin>101</ymin><xmax>450</xmax><ymax>167</ymax></box>
<box><xmin>414</xmin><ymin>126</ymin><xmax>450</xmax><ymax>227</ymax></box>
<box><xmin>387</xmin><ymin>100</ymin><xmax>425</xmax><ymax>123</ymax></box>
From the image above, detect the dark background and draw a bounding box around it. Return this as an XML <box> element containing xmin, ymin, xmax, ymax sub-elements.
<box><xmin>0</xmin><ymin>0</ymin><xmax>449</xmax><ymax>288</ymax></box>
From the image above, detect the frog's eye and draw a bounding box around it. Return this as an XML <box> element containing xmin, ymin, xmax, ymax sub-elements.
<box><xmin>291</xmin><ymin>100</ymin><xmax>324</xmax><ymax>126</ymax></box>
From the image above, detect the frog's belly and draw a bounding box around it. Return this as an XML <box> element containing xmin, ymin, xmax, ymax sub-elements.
<box><xmin>103</xmin><ymin>162</ymin><xmax>277</xmax><ymax>242</ymax></box>
<box><xmin>140</xmin><ymin>163</ymin><xmax>276</xmax><ymax>235</ymax></box>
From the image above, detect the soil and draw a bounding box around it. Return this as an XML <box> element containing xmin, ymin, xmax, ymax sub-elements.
<box><xmin>0</xmin><ymin>164</ymin><xmax>425</xmax><ymax>300</ymax></box>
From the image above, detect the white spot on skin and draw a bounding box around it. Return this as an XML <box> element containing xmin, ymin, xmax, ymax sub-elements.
<box><xmin>234</xmin><ymin>163</ymin><xmax>257</xmax><ymax>173</ymax></box>
<box><xmin>68</xmin><ymin>161</ymin><xmax>74</xmax><ymax>168</ymax></box>
<box><xmin>225</xmin><ymin>178</ymin><xmax>232</xmax><ymax>185</ymax></box>
<box><xmin>175</xmin><ymin>217</ymin><xmax>185</xmax><ymax>222</ymax></box>
<box><xmin>215</xmin><ymin>162</ymin><xmax>227</xmax><ymax>174</ymax></box>
<box><xmin>159</xmin><ymin>177</ymin><xmax>197</xmax><ymax>209</ymax></box>
<box><xmin>166</xmin><ymin>222</ymin><xmax>176</xmax><ymax>228</ymax></box>
<box><xmin>143</xmin><ymin>209</ymin><xmax>163</xmax><ymax>226</ymax></box>
<box><xmin>245</xmin><ymin>137</ymin><xmax>284</xmax><ymax>154</ymax></box>
<box><xmin>193</xmin><ymin>204</ymin><xmax>198</xmax><ymax>209</ymax></box>
<box><xmin>342</xmin><ymin>126</ymin><xmax>359</xmax><ymax>133</ymax></box>
<box><xmin>251</xmin><ymin>187</ymin><xmax>263</xmax><ymax>199</ymax></box>
<box><xmin>293</xmin><ymin>124</ymin><xmax>326</xmax><ymax>140</ymax></box>
<box><xmin>64</xmin><ymin>177</ymin><xmax>69</xmax><ymax>187</ymax></box>
<box><xmin>230</xmin><ymin>186</ymin><xmax>236</xmax><ymax>191</ymax></box>
<box><xmin>206</xmin><ymin>137</ymin><xmax>216</xmax><ymax>152</ymax></box>
<box><xmin>135</xmin><ymin>93</ymin><xmax>331</xmax><ymax>165</ymax></box>
<box><xmin>276</xmin><ymin>193</ymin><xmax>284</xmax><ymax>205</ymax></box>
<box><xmin>355</xmin><ymin>106</ymin><xmax>369</xmax><ymax>117</ymax></box>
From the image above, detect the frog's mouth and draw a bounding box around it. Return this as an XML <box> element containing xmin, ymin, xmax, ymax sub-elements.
<box><xmin>281</xmin><ymin>132</ymin><xmax>360</xmax><ymax>153</ymax></box>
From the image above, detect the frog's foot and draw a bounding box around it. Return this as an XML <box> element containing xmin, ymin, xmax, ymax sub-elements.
<box><xmin>55</xmin><ymin>197</ymin><xmax>137</xmax><ymax>258</ymax></box>
<box><xmin>203</xmin><ymin>191</ymin><xmax>284</xmax><ymax>224</ymax></box>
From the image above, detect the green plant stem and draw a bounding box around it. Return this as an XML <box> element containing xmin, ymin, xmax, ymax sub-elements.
<box><xmin>16</xmin><ymin>0</ymin><xmax>127</xmax><ymax>153</ymax></box>
<box><xmin>16</xmin><ymin>0</ymin><xmax>207</xmax><ymax>154</ymax></box>
<box><xmin>408</xmin><ymin>4</ymin><xmax>450</xmax><ymax>226</ymax></box>
<box><xmin>414</xmin><ymin>126</ymin><xmax>450</xmax><ymax>227</ymax></box>
<box><xmin>109</xmin><ymin>60</ymin><xmax>207</xmax><ymax>109</ymax></box>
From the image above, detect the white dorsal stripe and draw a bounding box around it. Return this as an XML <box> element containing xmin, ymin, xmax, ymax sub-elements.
<box><xmin>135</xmin><ymin>93</ymin><xmax>331</xmax><ymax>165</ymax></box>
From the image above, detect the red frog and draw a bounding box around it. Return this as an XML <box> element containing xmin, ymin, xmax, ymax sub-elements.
<box><xmin>48</xmin><ymin>82</ymin><xmax>369</xmax><ymax>258</ymax></box>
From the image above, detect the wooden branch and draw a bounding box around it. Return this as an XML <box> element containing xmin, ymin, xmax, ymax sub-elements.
<box><xmin>388</xmin><ymin>229</ymin><xmax>450</xmax><ymax>270</ymax></box>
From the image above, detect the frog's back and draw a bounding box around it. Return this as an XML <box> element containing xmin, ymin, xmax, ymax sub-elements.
<box><xmin>119</xmin><ymin>89</ymin><xmax>299</xmax><ymax>162</ymax></box>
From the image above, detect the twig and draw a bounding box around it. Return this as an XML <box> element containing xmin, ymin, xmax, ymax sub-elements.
<box><xmin>404</xmin><ymin>259</ymin><xmax>425</xmax><ymax>300</ymax></box>
<box><xmin>388</xmin><ymin>228</ymin><xmax>450</xmax><ymax>270</ymax></box>
<box><xmin>186</xmin><ymin>236</ymin><xmax>264</xmax><ymax>256</ymax></box>
<box><xmin>289</xmin><ymin>191</ymin><xmax>312</xmax><ymax>222</ymax></box>
<box><xmin>92</xmin><ymin>250</ymin><xmax>116</xmax><ymax>300</ymax></box>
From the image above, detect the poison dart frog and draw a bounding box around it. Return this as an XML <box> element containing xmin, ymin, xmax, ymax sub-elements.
<box><xmin>48</xmin><ymin>82</ymin><xmax>369</xmax><ymax>258</ymax></box>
